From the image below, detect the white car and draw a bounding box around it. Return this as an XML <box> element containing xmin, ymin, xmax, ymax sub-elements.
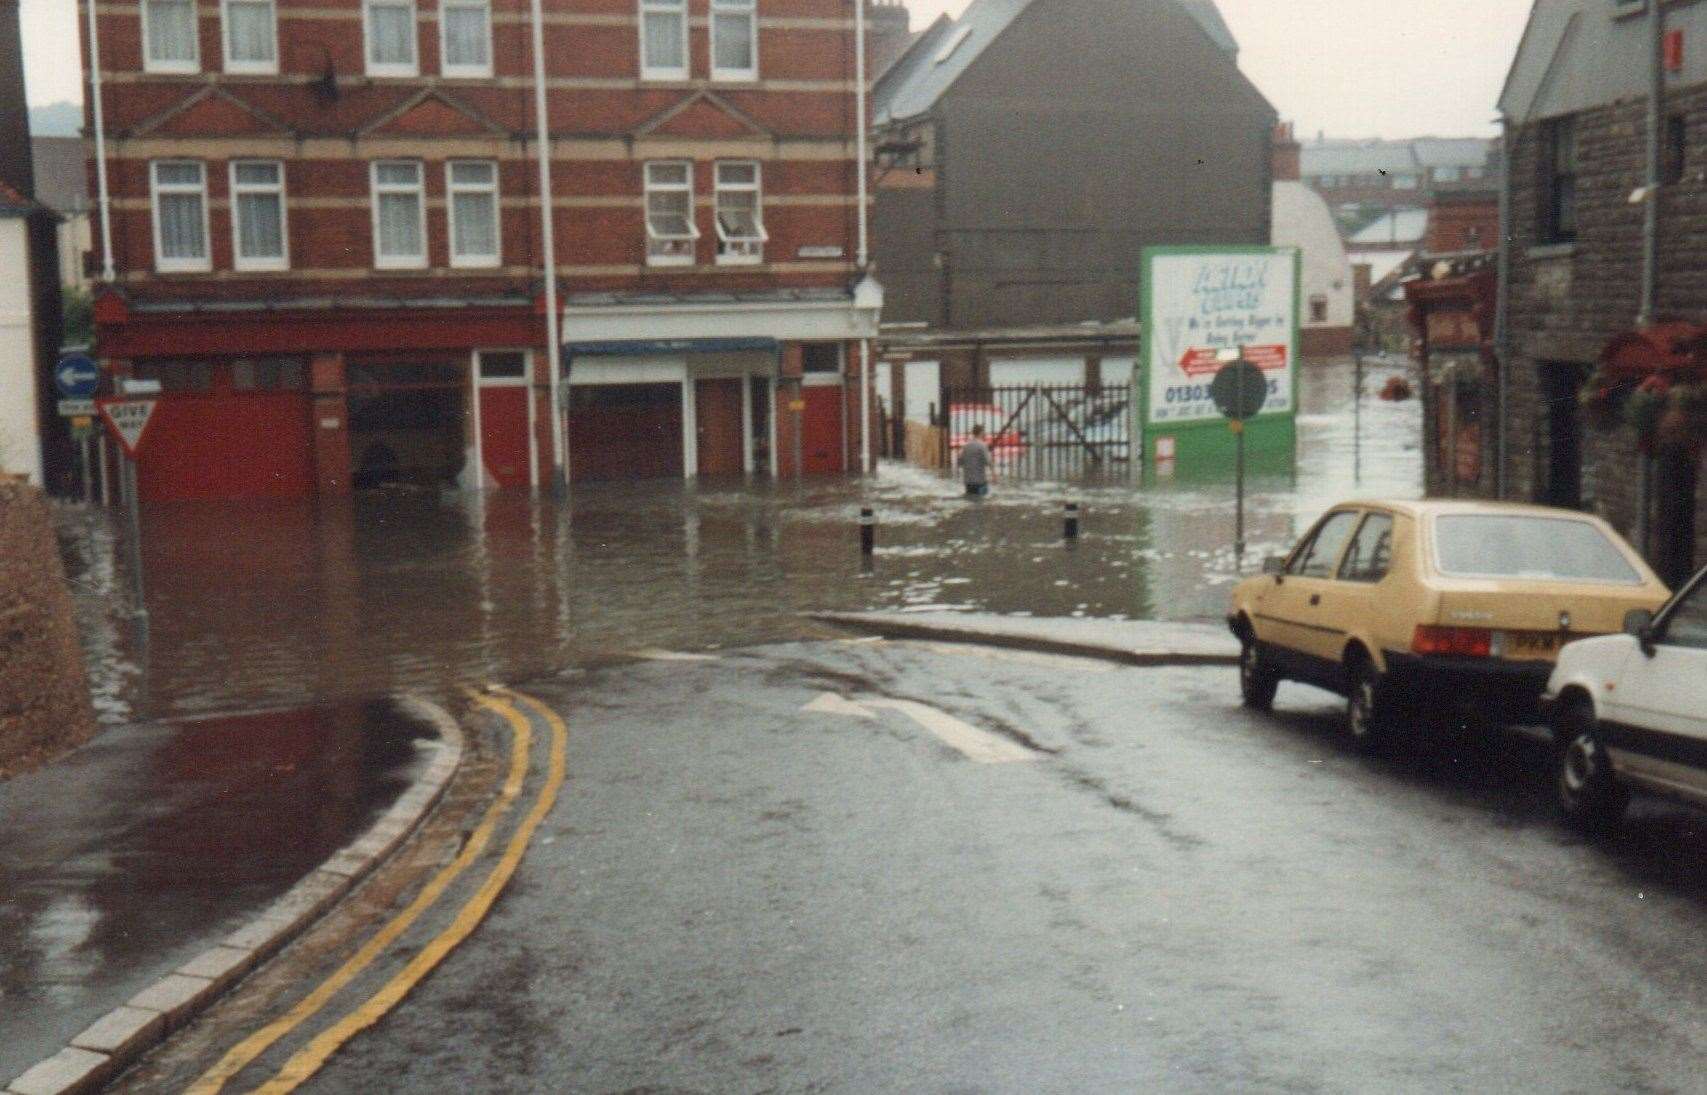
<box><xmin>1543</xmin><ymin>565</ymin><xmax>1707</xmax><ymax>831</ymax></box>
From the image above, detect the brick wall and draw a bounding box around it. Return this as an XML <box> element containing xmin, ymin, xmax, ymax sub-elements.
<box><xmin>0</xmin><ymin>481</ymin><xmax>95</xmax><ymax>777</ymax></box>
<box><xmin>1505</xmin><ymin>84</ymin><xmax>1707</xmax><ymax>578</ymax></box>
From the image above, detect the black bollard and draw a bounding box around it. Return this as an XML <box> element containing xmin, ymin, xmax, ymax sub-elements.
<box><xmin>860</xmin><ymin>506</ymin><xmax>876</xmax><ymax>556</ymax></box>
<box><xmin>1064</xmin><ymin>502</ymin><xmax>1080</xmax><ymax>540</ymax></box>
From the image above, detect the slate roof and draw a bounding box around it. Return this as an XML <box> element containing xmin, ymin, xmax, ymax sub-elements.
<box><xmin>1301</xmin><ymin>141</ymin><xmax>1422</xmax><ymax>177</ymax></box>
<box><xmin>873</xmin><ymin>0</ymin><xmax>1240</xmax><ymax>126</ymax></box>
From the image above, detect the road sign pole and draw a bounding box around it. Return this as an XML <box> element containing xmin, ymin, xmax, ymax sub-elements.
<box><xmin>123</xmin><ymin>455</ymin><xmax>147</xmax><ymax>620</ymax></box>
<box><xmin>79</xmin><ymin>437</ymin><xmax>91</xmax><ymax>503</ymax></box>
<box><xmin>1235</xmin><ymin>353</ymin><xmax>1247</xmax><ymax>570</ymax></box>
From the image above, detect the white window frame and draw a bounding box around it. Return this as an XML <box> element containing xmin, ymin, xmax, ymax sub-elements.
<box><xmin>229</xmin><ymin>159</ymin><xmax>289</xmax><ymax>271</ymax></box>
<box><xmin>439</xmin><ymin>0</ymin><xmax>493</xmax><ymax>78</ymax></box>
<box><xmin>151</xmin><ymin>160</ymin><xmax>212</xmax><ymax>273</ymax></box>
<box><xmin>709</xmin><ymin>0</ymin><xmax>758</xmax><ymax>82</ymax></box>
<box><xmin>370</xmin><ymin>160</ymin><xmax>428</xmax><ymax>270</ymax></box>
<box><xmin>446</xmin><ymin>159</ymin><xmax>501</xmax><ymax>268</ymax></box>
<box><xmin>364</xmin><ymin>0</ymin><xmax>419</xmax><ymax>77</ymax></box>
<box><xmin>220</xmin><ymin>0</ymin><xmax>277</xmax><ymax>74</ymax></box>
<box><xmin>713</xmin><ymin>160</ymin><xmax>766</xmax><ymax>265</ymax></box>
<box><xmin>638</xmin><ymin>0</ymin><xmax>688</xmax><ymax>81</ymax></box>
<box><xmin>141</xmin><ymin>0</ymin><xmax>201</xmax><ymax>74</ymax></box>
<box><xmin>644</xmin><ymin>160</ymin><xmax>699</xmax><ymax>267</ymax></box>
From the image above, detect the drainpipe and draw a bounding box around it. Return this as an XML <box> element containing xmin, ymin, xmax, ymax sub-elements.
<box><xmin>855</xmin><ymin>0</ymin><xmax>873</xmax><ymax>475</ymax></box>
<box><xmin>85</xmin><ymin>0</ymin><xmax>114</xmax><ymax>282</ymax></box>
<box><xmin>1637</xmin><ymin>1</ymin><xmax>1665</xmax><ymax>553</ymax></box>
<box><xmin>530</xmin><ymin>0</ymin><xmax>566</xmax><ymax>492</ymax></box>
<box><xmin>1494</xmin><ymin>115</ymin><xmax>1512</xmax><ymax>500</ymax></box>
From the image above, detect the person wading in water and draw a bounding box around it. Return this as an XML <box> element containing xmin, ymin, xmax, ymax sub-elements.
<box><xmin>959</xmin><ymin>424</ymin><xmax>993</xmax><ymax>498</ymax></box>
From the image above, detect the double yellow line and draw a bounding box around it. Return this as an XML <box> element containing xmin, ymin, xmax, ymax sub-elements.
<box><xmin>185</xmin><ymin>687</ymin><xmax>568</xmax><ymax>1095</ymax></box>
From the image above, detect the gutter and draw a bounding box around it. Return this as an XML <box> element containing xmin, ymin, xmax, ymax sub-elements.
<box><xmin>1495</xmin><ymin>115</ymin><xmax>1512</xmax><ymax>500</ymax></box>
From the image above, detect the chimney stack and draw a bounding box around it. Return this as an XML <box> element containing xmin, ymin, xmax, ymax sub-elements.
<box><xmin>867</xmin><ymin>0</ymin><xmax>911</xmax><ymax>79</ymax></box>
<box><xmin>1271</xmin><ymin>121</ymin><xmax>1301</xmax><ymax>183</ymax></box>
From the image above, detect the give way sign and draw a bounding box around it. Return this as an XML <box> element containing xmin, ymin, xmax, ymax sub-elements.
<box><xmin>96</xmin><ymin>398</ymin><xmax>159</xmax><ymax>459</ymax></box>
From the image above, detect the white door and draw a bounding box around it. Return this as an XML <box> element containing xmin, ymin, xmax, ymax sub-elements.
<box><xmin>1602</xmin><ymin>574</ymin><xmax>1707</xmax><ymax>795</ymax></box>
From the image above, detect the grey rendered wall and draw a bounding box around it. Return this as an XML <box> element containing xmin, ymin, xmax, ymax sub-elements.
<box><xmin>873</xmin><ymin>184</ymin><xmax>944</xmax><ymax>325</ymax></box>
<box><xmin>934</xmin><ymin>0</ymin><xmax>1276</xmax><ymax>329</ymax></box>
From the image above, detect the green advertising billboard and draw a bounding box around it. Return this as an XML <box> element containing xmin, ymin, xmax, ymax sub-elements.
<box><xmin>1138</xmin><ymin>246</ymin><xmax>1300</xmax><ymax>479</ymax></box>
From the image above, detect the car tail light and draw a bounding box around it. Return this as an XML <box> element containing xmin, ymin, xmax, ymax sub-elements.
<box><xmin>1412</xmin><ymin>625</ymin><xmax>1493</xmax><ymax>657</ymax></box>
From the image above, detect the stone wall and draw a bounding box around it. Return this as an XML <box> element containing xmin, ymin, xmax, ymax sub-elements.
<box><xmin>1504</xmin><ymin>83</ymin><xmax>1707</xmax><ymax>583</ymax></box>
<box><xmin>0</xmin><ymin>479</ymin><xmax>95</xmax><ymax>776</ymax></box>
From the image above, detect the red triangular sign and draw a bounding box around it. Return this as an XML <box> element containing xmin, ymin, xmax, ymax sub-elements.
<box><xmin>97</xmin><ymin>398</ymin><xmax>158</xmax><ymax>458</ymax></box>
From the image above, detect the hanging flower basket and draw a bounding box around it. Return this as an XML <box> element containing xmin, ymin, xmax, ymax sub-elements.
<box><xmin>1581</xmin><ymin>324</ymin><xmax>1707</xmax><ymax>456</ymax></box>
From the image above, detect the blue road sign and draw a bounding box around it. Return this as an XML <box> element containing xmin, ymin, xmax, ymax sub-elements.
<box><xmin>55</xmin><ymin>353</ymin><xmax>99</xmax><ymax>399</ymax></box>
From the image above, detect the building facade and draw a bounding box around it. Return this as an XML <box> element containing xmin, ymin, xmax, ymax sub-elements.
<box><xmin>1271</xmin><ymin>123</ymin><xmax>1354</xmax><ymax>358</ymax></box>
<box><xmin>868</xmin><ymin>0</ymin><xmax>1274</xmax><ymax>395</ymax></box>
<box><xmin>83</xmin><ymin>0</ymin><xmax>880</xmax><ymax>501</ymax></box>
<box><xmin>1497</xmin><ymin>0</ymin><xmax>1707</xmax><ymax>588</ymax></box>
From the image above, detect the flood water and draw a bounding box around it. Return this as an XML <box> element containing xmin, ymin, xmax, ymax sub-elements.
<box><xmin>56</xmin><ymin>358</ymin><xmax>1420</xmax><ymax>724</ymax></box>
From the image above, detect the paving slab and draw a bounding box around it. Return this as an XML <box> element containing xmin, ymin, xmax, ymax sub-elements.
<box><xmin>6</xmin><ymin>1047</ymin><xmax>113</xmax><ymax>1095</ymax></box>
<box><xmin>68</xmin><ymin>1008</ymin><xmax>164</xmax><ymax>1057</ymax></box>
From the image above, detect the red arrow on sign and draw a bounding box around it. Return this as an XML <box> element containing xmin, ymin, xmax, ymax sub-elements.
<box><xmin>96</xmin><ymin>398</ymin><xmax>158</xmax><ymax>459</ymax></box>
<box><xmin>1177</xmin><ymin>348</ymin><xmax>1222</xmax><ymax>377</ymax></box>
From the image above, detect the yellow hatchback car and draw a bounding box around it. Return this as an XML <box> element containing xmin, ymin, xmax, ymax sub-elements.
<box><xmin>1227</xmin><ymin>500</ymin><xmax>1669</xmax><ymax>746</ymax></box>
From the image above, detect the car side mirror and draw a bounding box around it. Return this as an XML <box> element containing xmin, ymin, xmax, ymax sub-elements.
<box><xmin>1262</xmin><ymin>555</ymin><xmax>1286</xmax><ymax>578</ymax></box>
<box><xmin>1624</xmin><ymin>608</ymin><xmax>1657</xmax><ymax>657</ymax></box>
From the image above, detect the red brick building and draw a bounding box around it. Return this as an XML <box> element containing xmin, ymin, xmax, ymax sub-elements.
<box><xmin>83</xmin><ymin>0</ymin><xmax>881</xmax><ymax>500</ymax></box>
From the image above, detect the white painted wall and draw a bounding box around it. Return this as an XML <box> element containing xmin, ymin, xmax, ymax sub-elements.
<box><xmin>1100</xmin><ymin>355</ymin><xmax>1136</xmax><ymax>387</ymax></box>
<box><xmin>903</xmin><ymin>360</ymin><xmax>940</xmax><ymax>423</ymax></box>
<box><xmin>988</xmin><ymin>357</ymin><xmax>1085</xmax><ymax>387</ymax></box>
<box><xmin>1271</xmin><ymin>181</ymin><xmax>1354</xmax><ymax>332</ymax></box>
<box><xmin>0</xmin><ymin>218</ymin><xmax>42</xmax><ymax>486</ymax></box>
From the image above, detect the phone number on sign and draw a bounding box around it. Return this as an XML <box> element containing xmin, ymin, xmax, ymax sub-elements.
<box><xmin>1160</xmin><ymin>379</ymin><xmax>1281</xmax><ymax>405</ymax></box>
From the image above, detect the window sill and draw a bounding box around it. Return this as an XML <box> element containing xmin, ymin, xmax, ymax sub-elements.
<box><xmin>646</xmin><ymin>254</ymin><xmax>696</xmax><ymax>268</ymax></box>
<box><xmin>156</xmin><ymin>262</ymin><xmax>213</xmax><ymax>274</ymax></box>
<box><xmin>441</xmin><ymin>67</ymin><xmax>494</xmax><ymax>79</ymax></box>
<box><xmin>366</xmin><ymin>64</ymin><xmax>421</xmax><ymax>79</ymax></box>
<box><xmin>374</xmin><ymin>259</ymin><xmax>430</xmax><ymax>270</ymax></box>
<box><xmin>639</xmin><ymin>69</ymin><xmax>690</xmax><ymax>83</ymax></box>
<box><xmin>1528</xmin><ymin>242</ymin><xmax>1578</xmax><ymax>260</ymax></box>
<box><xmin>449</xmin><ymin>256</ymin><xmax>501</xmax><ymax>269</ymax></box>
<box><xmin>143</xmin><ymin>61</ymin><xmax>202</xmax><ymax>75</ymax></box>
<box><xmin>715</xmin><ymin>253</ymin><xmax>763</xmax><ymax>266</ymax></box>
<box><xmin>709</xmin><ymin>71</ymin><xmax>758</xmax><ymax>84</ymax></box>
<box><xmin>233</xmin><ymin>261</ymin><xmax>290</xmax><ymax>273</ymax></box>
<box><xmin>224</xmin><ymin>61</ymin><xmax>279</xmax><ymax>75</ymax></box>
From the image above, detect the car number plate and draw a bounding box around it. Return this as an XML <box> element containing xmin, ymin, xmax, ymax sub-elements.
<box><xmin>1506</xmin><ymin>631</ymin><xmax>1564</xmax><ymax>655</ymax></box>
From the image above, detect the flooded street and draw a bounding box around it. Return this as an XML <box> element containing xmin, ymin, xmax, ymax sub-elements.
<box><xmin>57</xmin><ymin>359</ymin><xmax>1420</xmax><ymax>724</ymax></box>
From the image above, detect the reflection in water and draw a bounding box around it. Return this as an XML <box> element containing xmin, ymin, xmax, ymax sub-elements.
<box><xmin>54</xmin><ymin>360</ymin><xmax>1420</xmax><ymax>724</ymax></box>
<box><xmin>0</xmin><ymin>701</ymin><xmax>430</xmax><ymax>1078</ymax></box>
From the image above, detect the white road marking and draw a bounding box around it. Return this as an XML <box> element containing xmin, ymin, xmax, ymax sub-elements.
<box><xmin>802</xmin><ymin>692</ymin><xmax>1038</xmax><ymax>764</ymax></box>
<box><xmin>632</xmin><ymin>648</ymin><xmax>721</xmax><ymax>662</ymax></box>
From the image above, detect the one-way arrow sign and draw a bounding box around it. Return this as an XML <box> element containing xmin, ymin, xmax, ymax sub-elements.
<box><xmin>96</xmin><ymin>398</ymin><xmax>159</xmax><ymax>459</ymax></box>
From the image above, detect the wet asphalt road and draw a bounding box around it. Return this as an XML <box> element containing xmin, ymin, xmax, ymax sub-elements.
<box><xmin>239</xmin><ymin>639</ymin><xmax>1707</xmax><ymax>1093</ymax></box>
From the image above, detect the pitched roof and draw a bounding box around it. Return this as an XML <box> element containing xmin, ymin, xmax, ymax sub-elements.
<box><xmin>1301</xmin><ymin>141</ymin><xmax>1421</xmax><ymax>176</ymax></box>
<box><xmin>873</xmin><ymin>0</ymin><xmax>1241</xmax><ymax>126</ymax></box>
<box><xmin>1349</xmin><ymin>208</ymin><xmax>1430</xmax><ymax>246</ymax></box>
<box><xmin>29</xmin><ymin>137</ymin><xmax>90</xmax><ymax>214</ymax></box>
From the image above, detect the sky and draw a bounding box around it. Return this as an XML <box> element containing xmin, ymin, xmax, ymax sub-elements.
<box><xmin>23</xmin><ymin>0</ymin><xmax>1534</xmax><ymax>140</ymax></box>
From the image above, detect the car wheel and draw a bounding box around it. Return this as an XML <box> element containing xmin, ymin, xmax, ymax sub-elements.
<box><xmin>1555</xmin><ymin>700</ymin><xmax>1629</xmax><ymax>835</ymax></box>
<box><xmin>1239</xmin><ymin>637</ymin><xmax>1279</xmax><ymax>711</ymax></box>
<box><xmin>1345</xmin><ymin>656</ymin><xmax>1393</xmax><ymax>751</ymax></box>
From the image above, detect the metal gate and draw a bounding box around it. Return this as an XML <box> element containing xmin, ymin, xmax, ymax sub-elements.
<box><xmin>940</xmin><ymin>383</ymin><xmax>1134</xmax><ymax>480</ymax></box>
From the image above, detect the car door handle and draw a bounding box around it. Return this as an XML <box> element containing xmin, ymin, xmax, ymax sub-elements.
<box><xmin>1309</xmin><ymin>594</ymin><xmax>1321</xmax><ymax>606</ymax></box>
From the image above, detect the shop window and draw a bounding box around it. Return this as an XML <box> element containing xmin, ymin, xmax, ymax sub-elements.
<box><xmin>143</xmin><ymin>0</ymin><xmax>199</xmax><ymax>72</ymax></box>
<box><xmin>232</xmin><ymin>358</ymin><xmax>306</xmax><ymax>390</ymax></box>
<box><xmin>222</xmin><ymin>0</ymin><xmax>277</xmax><ymax>73</ymax></box>
<box><xmin>710</xmin><ymin>0</ymin><xmax>757</xmax><ymax>81</ymax></box>
<box><xmin>644</xmin><ymin>161</ymin><xmax>698</xmax><ymax>266</ymax></box>
<box><xmin>231</xmin><ymin>160</ymin><xmax>288</xmax><ymax>271</ymax></box>
<box><xmin>448</xmin><ymin>160</ymin><xmax>500</xmax><ymax>268</ymax></box>
<box><xmin>714</xmin><ymin>161</ymin><xmax>766</xmax><ymax>265</ymax></box>
<box><xmin>365</xmin><ymin>0</ymin><xmax>418</xmax><ymax>76</ymax></box>
<box><xmin>802</xmin><ymin>344</ymin><xmax>842</xmax><ymax>374</ymax></box>
<box><xmin>151</xmin><ymin>161</ymin><xmax>211</xmax><ymax>273</ymax></box>
<box><xmin>441</xmin><ymin>0</ymin><xmax>492</xmax><ymax>77</ymax></box>
<box><xmin>371</xmin><ymin>161</ymin><xmax>427</xmax><ymax>269</ymax></box>
<box><xmin>478</xmin><ymin>351</ymin><xmax>527</xmax><ymax>380</ymax></box>
<box><xmin>133</xmin><ymin>362</ymin><xmax>214</xmax><ymax>392</ymax></box>
<box><xmin>639</xmin><ymin>0</ymin><xmax>687</xmax><ymax>80</ymax></box>
<box><xmin>1542</xmin><ymin>115</ymin><xmax>1578</xmax><ymax>244</ymax></box>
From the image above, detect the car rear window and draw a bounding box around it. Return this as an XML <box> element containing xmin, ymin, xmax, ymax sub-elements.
<box><xmin>1432</xmin><ymin>515</ymin><xmax>1642</xmax><ymax>584</ymax></box>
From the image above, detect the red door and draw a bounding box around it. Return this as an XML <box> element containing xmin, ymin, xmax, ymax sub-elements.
<box><xmin>696</xmin><ymin>378</ymin><xmax>745</xmax><ymax>477</ymax></box>
<box><xmin>478</xmin><ymin>386</ymin><xmax>531</xmax><ymax>489</ymax></box>
<box><xmin>568</xmin><ymin>384</ymin><xmax>684</xmax><ymax>481</ymax></box>
<box><xmin>137</xmin><ymin>391</ymin><xmax>314</xmax><ymax>502</ymax></box>
<box><xmin>801</xmin><ymin>385</ymin><xmax>845</xmax><ymax>475</ymax></box>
